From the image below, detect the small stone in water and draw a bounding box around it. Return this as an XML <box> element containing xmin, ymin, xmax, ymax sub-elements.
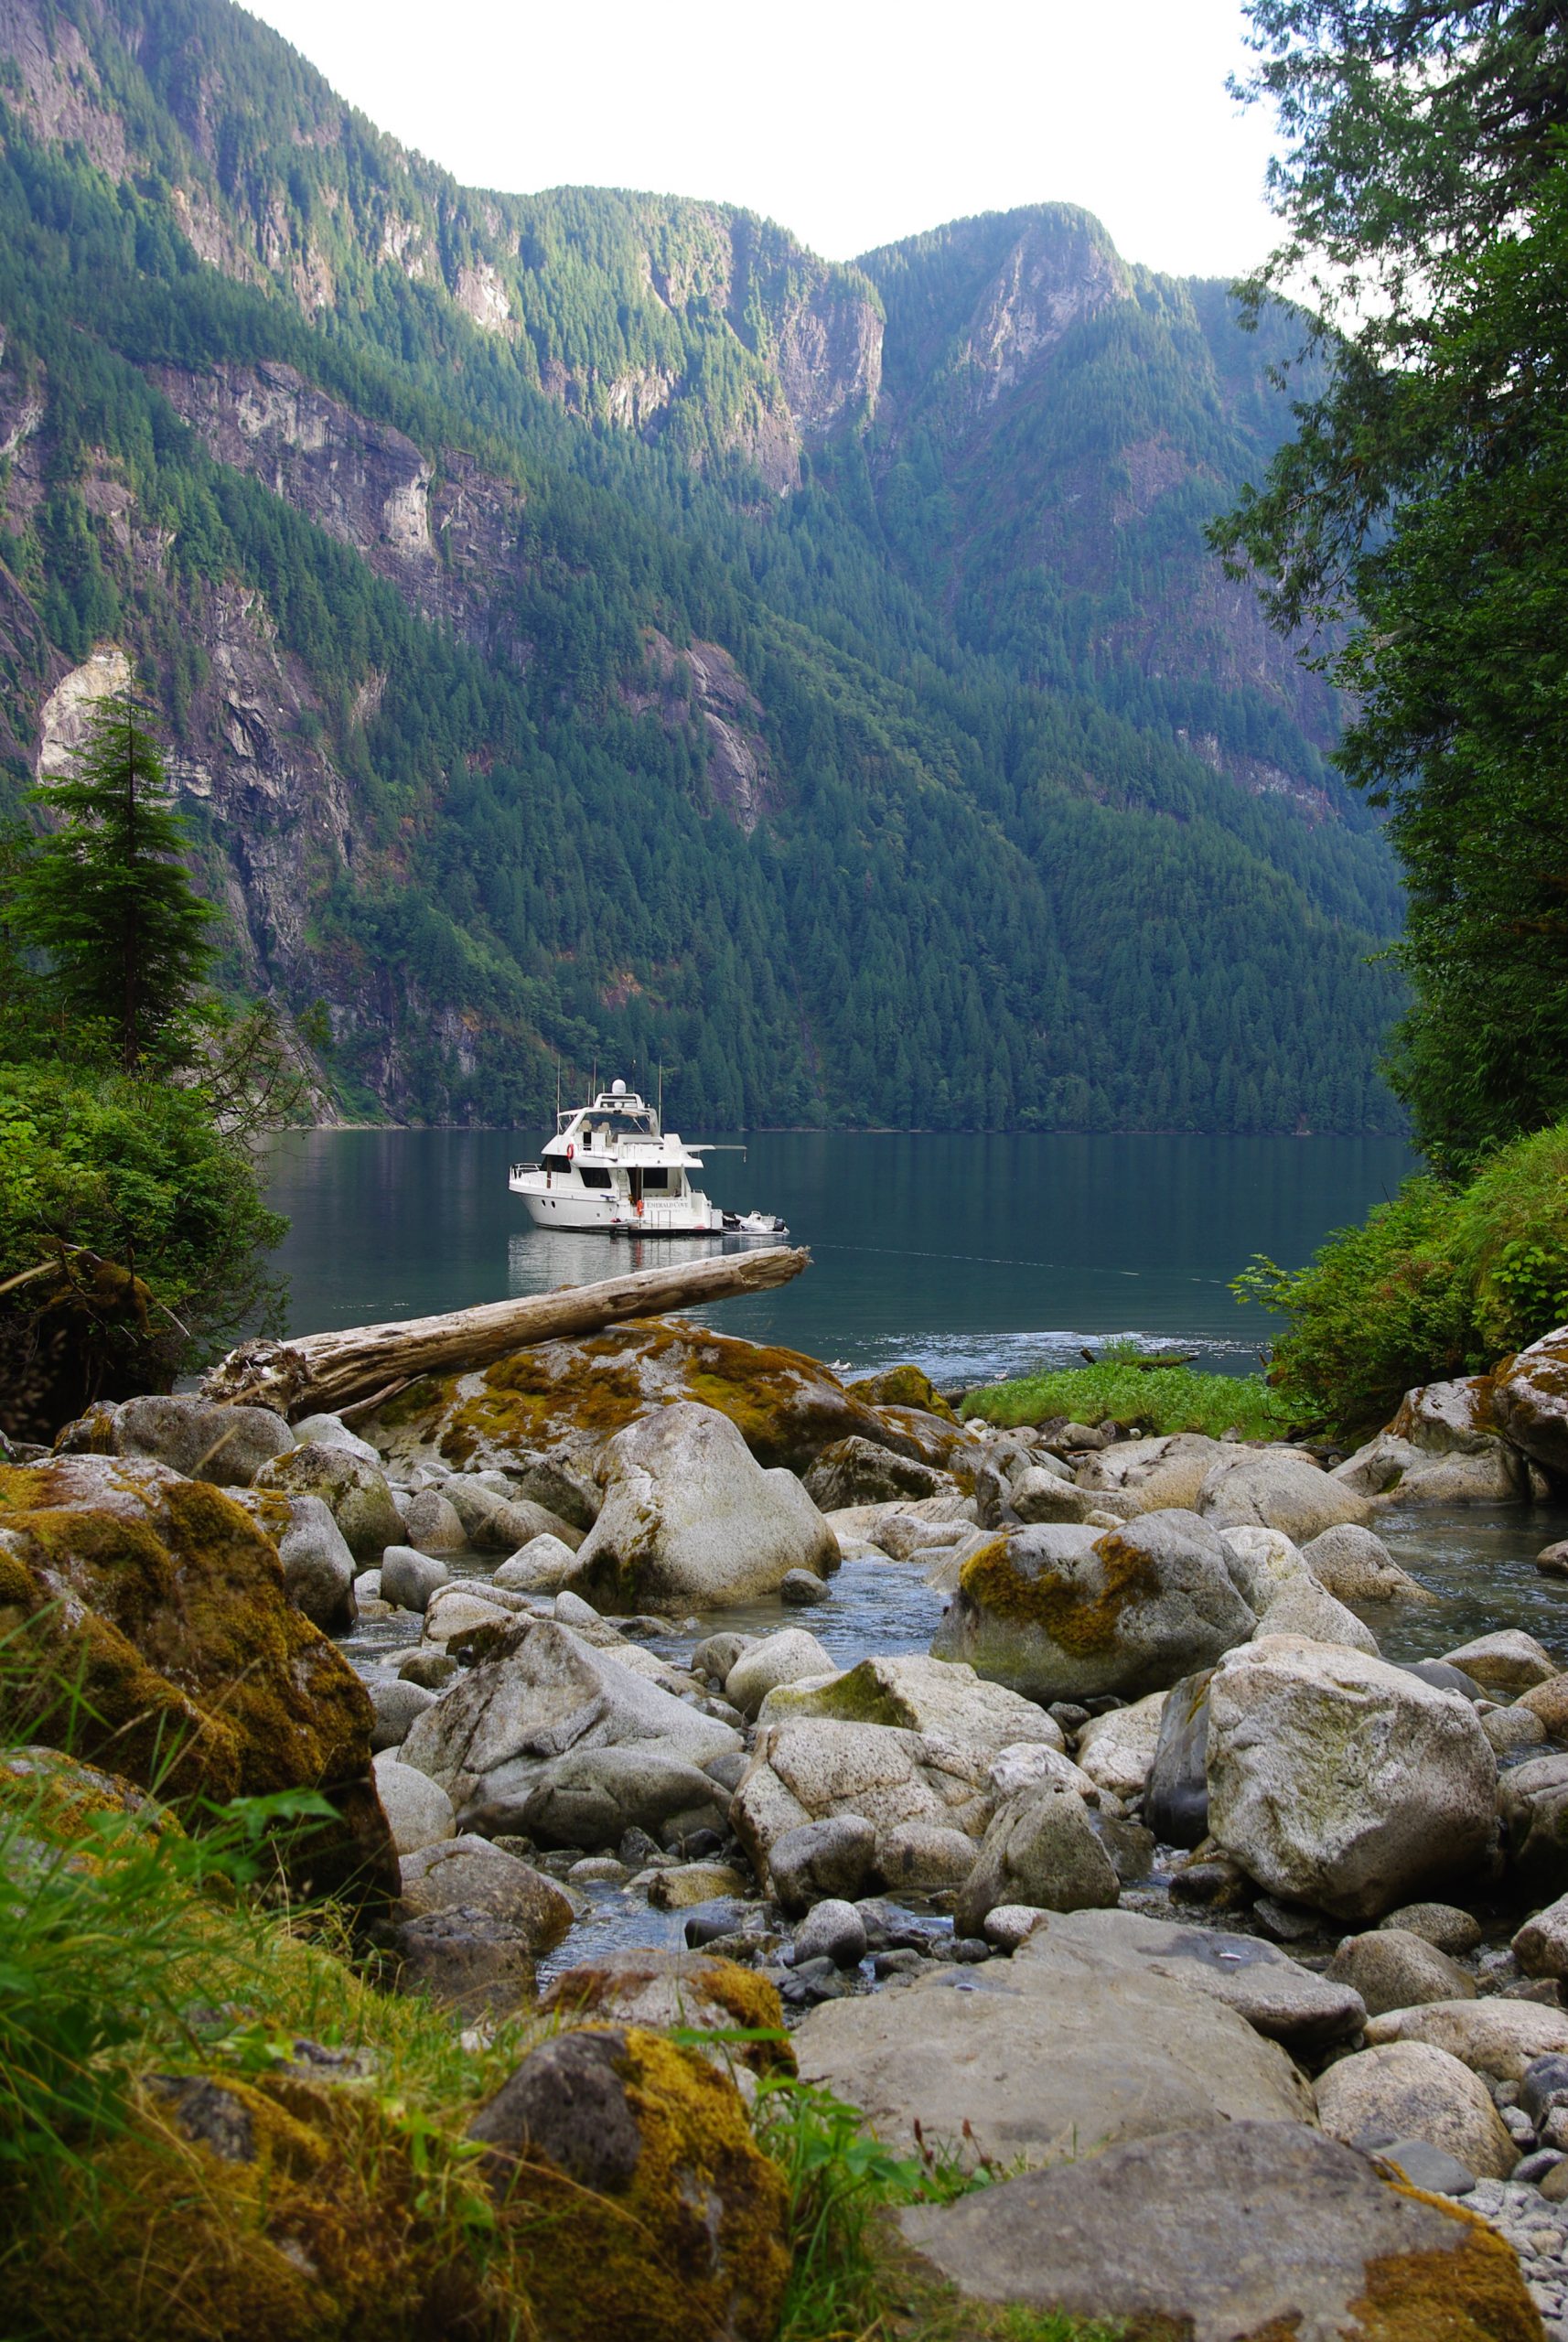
<box><xmin>489</xmin><ymin>1833</ymin><xmax>538</xmax><ymax>1861</ymax></box>
<box><xmin>618</xmin><ymin>1827</ymin><xmax>664</xmax><ymax>1869</ymax></box>
<box><xmin>398</xmin><ymin>1649</ymin><xmax>456</xmax><ymax>1690</ymax></box>
<box><xmin>873</xmin><ymin>1947</ymin><xmax>925</xmax><ymax>1978</ymax></box>
<box><xmin>934</xmin><ymin>1936</ymin><xmax>992</xmax><ymax>1964</ymax></box>
<box><xmin>567</xmin><ymin>1855</ymin><xmax>629</xmax><ymax>1885</ymax></box>
<box><xmin>1048</xmin><ymin>1703</ymin><xmax>1091</xmax><ymax>1735</ymax></box>
<box><xmin>1538</xmin><ymin>1543</ymin><xmax>1568</xmax><ymax>1578</ymax></box>
<box><xmin>780</xmin><ymin>1569</ymin><xmax>830</xmax><ymax>1605</ymax></box>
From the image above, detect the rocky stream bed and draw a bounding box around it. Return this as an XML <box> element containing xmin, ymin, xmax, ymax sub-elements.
<box><xmin>15</xmin><ymin>1317</ymin><xmax>1568</xmax><ymax>2336</ymax></box>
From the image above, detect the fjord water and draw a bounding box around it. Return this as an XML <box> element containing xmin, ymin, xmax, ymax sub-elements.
<box><xmin>263</xmin><ymin>1127</ymin><xmax>1419</xmax><ymax>1382</ymax></box>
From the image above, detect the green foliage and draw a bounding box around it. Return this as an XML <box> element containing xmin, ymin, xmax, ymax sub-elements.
<box><xmin>1218</xmin><ymin>5</ymin><xmax>1568</xmax><ymax>1166</ymax></box>
<box><xmin>961</xmin><ymin>1347</ymin><xmax>1285</xmax><ymax>1439</ymax></box>
<box><xmin>0</xmin><ymin>1061</ymin><xmax>287</xmax><ymax>1415</ymax></box>
<box><xmin>0</xmin><ymin>0</ymin><xmax>1408</xmax><ymax>1134</ymax></box>
<box><xmin>11</xmin><ymin>693</ymin><xmax>217</xmax><ymax>1074</ymax></box>
<box><xmin>0</xmin><ymin>1737</ymin><xmax>331</xmax><ymax>2192</ymax></box>
<box><xmin>1233</xmin><ymin>1119</ymin><xmax>1568</xmax><ymax>1434</ymax></box>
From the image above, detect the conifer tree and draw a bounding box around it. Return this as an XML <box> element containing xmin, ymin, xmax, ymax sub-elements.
<box><xmin>14</xmin><ymin>692</ymin><xmax>218</xmax><ymax>1073</ymax></box>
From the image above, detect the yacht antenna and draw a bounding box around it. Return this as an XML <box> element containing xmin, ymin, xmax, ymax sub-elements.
<box><xmin>554</xmin><ymin>1051</ymin><xmax>561</xmax><ymax>1122</ymax></box>
<box><xmin>658</xmin><ymin>1059</ymin><xmax>663</xmax><ymax>1123</ymax></box>
<box><xmin>591</xmin><ymin>1053</ymin><xmax>597</xmax><ymax>1102</ymax></box>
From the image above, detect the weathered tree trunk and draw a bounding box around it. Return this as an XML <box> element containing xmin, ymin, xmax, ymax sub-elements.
<box><xmin>201</xmin><ymin>1245</ymin><xmax>811</xmax><ymax>1421</ymax></box>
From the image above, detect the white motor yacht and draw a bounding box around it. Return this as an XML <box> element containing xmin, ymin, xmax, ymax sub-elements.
<box><xmin>508</xmin><ymin>1081</ymin><xmax>789</xmax><ymax>1238</ymax></box>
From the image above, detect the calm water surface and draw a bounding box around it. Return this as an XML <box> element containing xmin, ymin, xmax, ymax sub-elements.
<box><xmin>263</xmin><ymin>1129</ymin><xmax>1419</xmax><ymax>1382</ymax></box>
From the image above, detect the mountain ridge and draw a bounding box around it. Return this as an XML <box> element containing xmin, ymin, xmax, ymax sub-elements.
<box><xmin>0</xmin><ymin>0</ymin><xmax>1404</xmax><ymax>1133</ymax></box>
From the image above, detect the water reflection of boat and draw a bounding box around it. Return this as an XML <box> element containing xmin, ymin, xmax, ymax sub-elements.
<box><xmin>508</xmin><ymin>1080</ymin><xmax>788</xmax><ymax>1239</ymax></box>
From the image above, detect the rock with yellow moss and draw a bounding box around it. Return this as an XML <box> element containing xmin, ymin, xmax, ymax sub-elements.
<box><xmin>0</xmin><ymin>1455</ymin><xmax>394</xmax><ymax>1907</ymax></box>
<box><xmin>467</xmin><ymin>2023</ymin><xmax>790</xmax><ymax>2342</ymax></box>
<box><xmin>929</xmin><ymin>1511</ymin><xmax>1257</xmax><ymax>1704</ymax></box>
<box><xmin>542</xmin><ymin>1947</ymin><xmax>795</xmax><ymax>2083</ymax></box>
<box><xmin>362</xmin><ymin>1316</ymin><xmax>923</xmax><ymax>1482</ymax></box>
<box><xmin>896</xmin><ymin>2118</ymin><xmax>1543</xmax><ymax>2340</ymax></box>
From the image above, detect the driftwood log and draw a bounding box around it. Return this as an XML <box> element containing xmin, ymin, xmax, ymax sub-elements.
<box><xmin>200</xmin><ymin>1244</ymin><xmax>811</xmax><ymax>1421</ymax></box>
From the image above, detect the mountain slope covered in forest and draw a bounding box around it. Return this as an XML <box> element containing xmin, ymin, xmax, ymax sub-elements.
<box><xmin>0</xmin><ymin>0</ymin><xmax>1403</xmax><ymax>1130</ymax></box>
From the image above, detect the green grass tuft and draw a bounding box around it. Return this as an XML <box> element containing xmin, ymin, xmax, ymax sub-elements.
<box><xmin>961</xmin><ymin>1345</ymin><xmax>1284</xmax><ymax>1441</ymax></box>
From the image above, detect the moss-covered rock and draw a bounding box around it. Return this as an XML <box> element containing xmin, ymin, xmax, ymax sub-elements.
<box><xmin>364</xmin><ymin>1317</ymin><xmax>922</xmax><ymax>1479</ymax></box>
<box><xmin>848</xmin><ymin>1362</ymin><xmax>958</xmax><ymax>1422</ymax></box>
<box><xmin>542</xmin><ymin>1948</ymin><xmax>794</xmax><ymax>2081</ymax></box>
<box><xmin>0</xmin><ymin>1456</ymin><xmax>393</xmax><ymax>1910</ymax></box>
<box><xmin>11</xmin><ymin>2065</ymin><xmax>500</xmax><ymax>2340</ymax></box>
<box><xmin>930</xmin><ymin>1511</ymin><xmax>1257</xmax><ymax>1705</ymax></box>
<box><xmin>467</xmin><ymin>2023</ymin><xmax>790</xmax><ymax>2342</ymax></box>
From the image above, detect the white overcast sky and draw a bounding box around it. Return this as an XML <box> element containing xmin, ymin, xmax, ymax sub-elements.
<box><xmin>242</xmin><ymin>0</ymin><xmax>1283</xmax><ymax>280</ymax></box>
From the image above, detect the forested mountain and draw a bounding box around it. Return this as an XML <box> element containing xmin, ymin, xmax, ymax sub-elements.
<box><xmin>0</xmin><ymin>0</ymin><xmax>1404</xmax><ymax>1130</ymax></box>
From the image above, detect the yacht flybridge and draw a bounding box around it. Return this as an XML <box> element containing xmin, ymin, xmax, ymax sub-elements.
<box><xmin>509</xmin><ymin>1082</ymin><xmax>789</xmax><ymax>1238</ymax></box>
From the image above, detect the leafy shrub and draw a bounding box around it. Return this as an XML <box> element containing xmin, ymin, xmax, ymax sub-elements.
<box><xmin>0</xmin><ymin>1063</ymin><xmax>286</xmax><ymax>1435</ymax></box>
<box><xmin>961</xmin><ymin>1348</ymin><xmax>1284</xmax><ymax>1440</ymax></box>
<box><xmin>1234</xmin><ymin>1121</ymin><xmax>1568</xmax><ymax>1438</ymax></box>
<box><xmin>1451</xmin><ymin>1123</ymin><xmax>1568</xmax><ymax>1354</ymax></box>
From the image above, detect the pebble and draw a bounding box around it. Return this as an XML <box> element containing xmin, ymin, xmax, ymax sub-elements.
<box><xmin>779</xmin><ymin>1569</ymin><xmax>830</xmax><ymax>1605</ymax></box>
<box><xmin>1466</xmin><ymin>2175</ymin><xmax>1568</xmax><ymax>2316</ymax></box>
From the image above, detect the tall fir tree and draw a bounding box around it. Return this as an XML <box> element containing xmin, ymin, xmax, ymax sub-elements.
<box><xmin>13</xmin><ymin>693</ymin><xmax>218</xmax><ymax>1073</ymax></box>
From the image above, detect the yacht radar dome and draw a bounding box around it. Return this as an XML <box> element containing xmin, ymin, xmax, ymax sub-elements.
<box><xmin>612</xmin><ymin>1079</ymin><xmax>627</xmax><ymax>1096</ymax></box>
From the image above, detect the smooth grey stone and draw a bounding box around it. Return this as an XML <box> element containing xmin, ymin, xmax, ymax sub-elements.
<box><xmin>1401</xmin><ymin>1659</ymin><xmax>1488</xmax><ymax>1702</ymax></box>
<box><xmin>369</xmin><ymin>1675</ymin><xmax>437</xmax><ymax>1751</ymax></box>
<box><xmin>1521</xmin><ymin>2057</ymin><xmax>1568</xmax><ymax>2126</ymax></box>
<box><xmin>793</xmin><ymin>1897</ymin><xmax>868</xmax><ymax>1970</ymax></box>
<box><xmin>1144</xmin><ymin>1670</ymin><xmax>1210</xmax><ymax>1849</ymax></box>
<box><xmin>1371</xmin><ymin>2133</ymin><xmax>1477</xmax><ymax>2196</ymax></box>
<box><xmin>380</xmin><ymin>1543</ymin><xmax>452</xmax><ymax>1614</ymax></box>
<box><xmin>1512</xmin><ymin>2149</ymin><xmax>1568</xmax><ymax>2186</ymax></box>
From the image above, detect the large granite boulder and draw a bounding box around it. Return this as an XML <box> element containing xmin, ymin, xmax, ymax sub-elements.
<box><xmin>565</xmin><ymin>1403</ymin><xmax>837</xmax><ymax>1609</ymax></box>
<box><xmin>1071</xmin><ymin>1432</ymin><xmax>1228</xmax><ymax>1516</ymax></box>
<box><xmin>495</xmin><ymin>1744</ymin><xmax>733</xmax><ymax>1851</ymax></box>
<box><xmin>1015</xmin><ymin>1906</ymin><xmax>1364</xmax><ymax>2053</ymax></box>
<box><xmin>896</xmin><ymin>2122</ymin><xmax>1538</xmax><ymax>2342</ymax></box>
<box><xmin>59</xmin><ymin>1392</ymin><xmax>295</xmax><ymax>1487</ymax></box>
<box><xmin>1490</xmin><ymin>1328</ymin><xmax>1568</xmax><ymax>1475</ymax></box>
<box><xmin>1298</xmin><ymin>1521</ymin><xmax>1436</xmax><ymax>1603</ymax></box>
<box><xmin>1316</xmin><ymin>2040</ymin><xmax>1517</xmax><ymax>2179</ymax></box>
<box><xmin>541</xmin><ymin>1949</ymin><xmax>792</xmax><ymax>2084</ymax></box>
<box><xmin>793</xmin><ymin>1932</ymin><xmax>1313</xmax><ymax>2167</ymax></box>
<box><xmin>1219</xmin><ymin>1524</ymin><xmax>1380</xmax><ymax>1653</ymax></box>
<box><xmin>252</xmin><ymin>1442</ymin><xmax>403</xmax><ymax>1561</ymax></box>
<box><xmin>1442</xmin><ymin>1629</ymin><xmax>1558</xmax><ymax>1695</ymax></box>
<box><xmin>1332</xmin><ymin>1428</ymin><xmax>1530</xmax><ymax>1506</ymax></box>
<box><xmin>730</xmin><ymin>1717</ymin><xmax>994</xmax><ymax>1888</ymax></box>
<box><xmin>1365</xmin><ymin>1998</ymin><xmax>1568</xmax><ymax>2080</ymax></box>
<box><xmin>1206</xmin><ymin>1635</ymin><xmax>1498</xmax><ymax>1921</ymax></box>
<box><xmin>1197</xmin><ymin>1447</ymin><xmax>1371</xmax><ymax>1542</ymax></box>
<box><xmin>757</xmin><ymin>1652</ymin><xmax>1064</xmax><ymax>1754</ymax></box>
<box><xmin>363</xmin><ymin>1318</ymin><xmax>918</xmax><ymax>1480</ymax></box>
<box><xmin>802</xmin><ymin>1437</ymin><xmax>947</xmax><ymax>1511</ymax></box>
<box><xmin>929</xmin><ymin>1511</ymin><xmax>1255</xmax><ymax>1704</ymax></box>
<box><xmin>397</xmin><ymin>1617</ymin><xmax>739</xmax><ymax>1834</ymax></box>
